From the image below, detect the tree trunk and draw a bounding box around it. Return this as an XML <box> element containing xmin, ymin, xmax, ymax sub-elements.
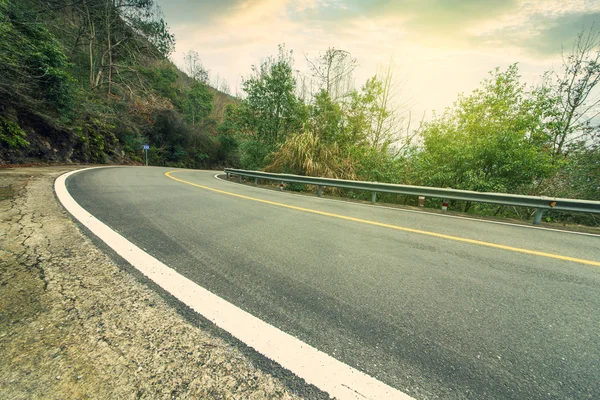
<box><xmin>83</xmin><ymin>0</ymin><xmax>95</xmax><ymax>88</ymax></box>
<box><xmin>464</xmin><ymin>201</ymin><xmax>472</xmax><ymax>213</ymax></box>
<box><xmin>106</xmin><ymin>0</ymin><xmax>113</xmax><ymax>96</ymax></box>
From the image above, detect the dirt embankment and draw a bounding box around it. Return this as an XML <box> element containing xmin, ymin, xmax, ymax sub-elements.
<box><xmin>0</xmin><ymin>166</ymin><xmax>307</xmax><ymax>399</ymax></box>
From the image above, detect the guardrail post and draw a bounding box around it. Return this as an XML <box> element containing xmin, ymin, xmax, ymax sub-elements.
<box><xmin>318</xmin><ymin>185</ymin><xmax>323</xmax><ymax>197</ymax></box>
<box><xmin>533</xmin><ymin>208</ymin><xmax>544</xmax><ymax>225</ymax></box>
<box><xmin>238</xmin><ymin>175</ymin><xmax>242</xmax><ymax>183</ymax></box>
<box><xmin>371</xmin><ymin>192</ymin><xmax>377</xmax><ymax>204</ymax></box>
<box><xmin>226</xmin><ymin>172</ymin><xmax>230</xmax><ymax>180</ymax></box>
<box><xmin>254</xmin><ymin>177</ymin><xmax>258</xmax><ymax>185</ymax></box>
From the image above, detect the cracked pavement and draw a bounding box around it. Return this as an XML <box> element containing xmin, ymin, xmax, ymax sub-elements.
<box><xmin>0</xmin><ymin>166</ymin><xmax>315</xmax><ymax>400</ymax></box>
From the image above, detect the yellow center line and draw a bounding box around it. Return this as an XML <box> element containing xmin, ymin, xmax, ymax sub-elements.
<box><xmin>165</xmin><ymin>171</ymin><xmax>600</xmax><ymax>268</ymax></box>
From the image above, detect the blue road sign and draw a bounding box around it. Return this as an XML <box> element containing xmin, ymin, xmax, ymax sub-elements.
<box><xmin>143</xmin><ymin>144</ymin><xmax>150</xmax><ymax>150</ymax></box>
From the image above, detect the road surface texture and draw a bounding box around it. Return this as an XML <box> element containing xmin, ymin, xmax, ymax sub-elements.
<box><xmin>67</xmin><ymin>166</ymin><xmax>600</xmax><ymax>399</ymax></box>
<box><xmin>1</xmin><ymin>166</ymin><xmax>319</xmax><ymax>400</ymax></box>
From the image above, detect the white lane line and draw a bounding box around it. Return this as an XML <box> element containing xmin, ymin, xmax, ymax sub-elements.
<box><xmin>213</xmin><ymin>173</ymin><xmax>600</xmax><ymax>238</ymax></box>
<box><xmin>55</xmin><ymin>168</ymin><xmax>414</xmax><ymax>400</ymax></box>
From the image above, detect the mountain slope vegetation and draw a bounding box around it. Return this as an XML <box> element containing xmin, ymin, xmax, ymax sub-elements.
<box><xmin>0</xmin><ymin>0</ymin><xmax>232</xmax><ymax>167</ymax></box>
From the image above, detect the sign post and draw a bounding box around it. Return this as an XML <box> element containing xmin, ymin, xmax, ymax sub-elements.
<box><xmin>143</xmin><ymin>144</ymin><xmax>150</xmax><ymax>166</ymax></box>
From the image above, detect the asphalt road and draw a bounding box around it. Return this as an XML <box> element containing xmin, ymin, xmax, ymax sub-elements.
<box><xmin>66</xmin><ymin>166</ymin><xmax>600</xmax><ymax>399</ymax></box>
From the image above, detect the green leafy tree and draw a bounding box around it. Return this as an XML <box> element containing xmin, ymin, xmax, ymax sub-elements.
<box><xmin>57</xmin><ymin>0</ymin><xmax>174</xmax><ymax>95</ymax></box>
<box><xmin>558</xmin><ymin>144</ymin><xmax>600</xmax><ymax>201</ymax></box>
<box><xmin>308</xmin><ymin>90</ymin><xmax>344</xmax><ymax>143</ymax></box>
<box><xmin>221</xmin><ymin>45</ymin><xmax>306</xmax><ymax>169</ymax></box>
<box><xmin>344</xmin><ymin>76</ymin><xmax>385</xmax><ymax>149</ymax></box>
<box><xmin>184</xmin><ymin>81</ymin><xmax>213</xmax><ymax>125</ymax></box>
<box><xmin>139</xmin><ymin>63</ymin><xmax>180</xmax><ymax>100</ymax></box>
<box><xmin>241</xmin><ymin>45</ymin><xmax>304</xmax><ymax>146</ymax></box>
<box><xmin>414</xmin><ymin>64</ymin><xmax>555</xmax><ymax>199</ymax></box>
<box><xmin>214</xmin><ymin>103</ymin><xmax>252</xmax><ymax>165</ymax></box>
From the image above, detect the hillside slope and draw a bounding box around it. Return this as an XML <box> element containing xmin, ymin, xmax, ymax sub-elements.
<box><xmin>0</xmin><ymin>0</ymin><xmax>234</xmax><ymax>168</ymax></box>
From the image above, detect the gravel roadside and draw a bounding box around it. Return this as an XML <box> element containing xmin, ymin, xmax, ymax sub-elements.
<box><xmin>0</xmin><ymin>166</ymin><xmax>323</xmax><ymax>400</ymax></box>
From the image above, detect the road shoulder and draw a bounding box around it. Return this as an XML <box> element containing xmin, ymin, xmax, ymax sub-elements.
<box><xmin>0</xmin><ymin>166</ymin><xmax>312</xmax><ymax>399</ymax></box>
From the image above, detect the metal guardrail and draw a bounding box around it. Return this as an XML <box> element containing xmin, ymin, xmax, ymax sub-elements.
<box><xmin>224</xmin><ymin>168</ymin><xmax>600</xmax><ymax>225</ymax></box>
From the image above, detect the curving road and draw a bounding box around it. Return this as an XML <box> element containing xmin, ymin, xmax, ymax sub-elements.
<box><xmin>65</xmin><ymin>166</ymin><xmax>600</xmax><ymax>399</ymax></box>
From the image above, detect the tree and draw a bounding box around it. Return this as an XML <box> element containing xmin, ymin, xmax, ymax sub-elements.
<box><xmin>548</xmin><ymin>25</ymin><xmax>600</xmax><ymax>157</ymax></box>
<box><xmin>373</xmin><ymin>59</ymin><xmax>415</xmax><ymax>154</ymax></box>
<box><xmin>414</xmin><ymin>64</ymin><xmax>555</xmax><ymax>201</ymax></box>
<box><xmin>122</xmin><ymin>1</ymin><xmax>174</xmax><ymax>57</ymax></box>
<box><xmin>241</xmin><ymin>45</ymin><xmax>304</xmax><ymax>146</ymax></box>
<box><xmin>342</xmin><ymin>77</ymin><xmax>380</xmax><ymax>149</ymax></box>
<box><xmin>184</xmin><ymin>81</ymin><xmax>212</xmax><ymax>125</ymax></box>
<box><xmin>308</xmin><ymin>89</ymin><xmax>344</xmax><ymax>144</ymax></box>
<box><xmin>56</xmin><ymin>0</ymin><xmax>174</xmax><ymax>95</ymax></box>
<box><xmin>183</xmin><ymin>50</ymin><xmax>208</xmax><ymax>83</ymax></box>
<box><xmin>306</xmin><ymin>47</ymin><xmax>357</xmax><ymax>101</ymax></box>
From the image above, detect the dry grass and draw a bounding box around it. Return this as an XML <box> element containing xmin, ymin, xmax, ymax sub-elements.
<box><xmin>265</xmin><ymin>131</ymin><xmax>356</xmax><ymax>181</ymax></box>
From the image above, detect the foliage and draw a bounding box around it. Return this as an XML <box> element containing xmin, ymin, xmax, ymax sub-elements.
<box><xmin>239</xmin><ymin>139</ymin><xmax>273</xmax><ymax>170</ymax></box>
<box><xmin>0</xmin><ymin>0</ymin><xmax>230</xmax><ymax>168</ymax></box>
<box><xmin>140</xmin><ymin>64</ymin><xmax>180</xmax><ymax>101</ymax></box>
<box><xmin>414</xmin><ymin>65</ymin><xmax>556</xmax><ymax>196</ymax></box>
<box><xmin>541</xmin><ymin>143</ymin><xmax>600</xmax><ymax>201</ymax></box>
<box><xmin>308</xmin><ymin>90</ymin><xmax>344</xmax><ymax>144</ymax></box>
<box><xmin>0</xmin><ymin>0</ymin><xmax>76</xmax><ymax>113</ymax></box>
<box><xmin>123</xmin><ymin>3</ymin><xmax>175</xmax><ymax>57</ymax></box>
<box><xmin>0</xmin><ymin>116</ymin><xmax>29</xmax><ymax>148</ymax></box>
<box><xmin>349</xmin><ymin>145</ymin><xmax>405</xmax><ymax>184</ymax></box>
<box><xmin>184</xmin><ymin>82</ymin><xmax>213</xmax><ymax>125</ymax></box>
<box><xmin>343</xmin><ymin>77</ymin><xmax>385</xmax><ymax>150</ymax></box>
<box><xmin>241</xmin><ymin>45</ymin><xmax>305</xmax><ymax>146</ymax></box>
<box><xmin>220</xmin><ymin>45</ymin><xmax>307</xmax><ymax>169</ymax></box>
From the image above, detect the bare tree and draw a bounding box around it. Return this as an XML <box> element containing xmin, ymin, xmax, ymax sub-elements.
<box><xmin>183</xmin><ymin>50</ymin><xmax>209</xmax><ymax>83</ymax></box>
<box><xmin>372</xmin><ymin>58</ymin><xmax>416</xmax><ymax>152</ymax></box>
<box><xmin>551</xmin><ymin>25</ymin><xmax>600</xmax><ymax>156</ymax></box>
<box><xmin>219</xmin><ymin>79</ymin><xmax>230</xmax><ymax>95</ymax></box>
<box><xmin>295</xmin><ymin>71</ymin><xmax>310</xmax><ymax>103</ymax></box>
<box><xmin>210</xmin><ymin>73</ymin><xmax>222</xmax><ymax>90</ymax></box>
<box><xmin>305</xmin><ymin>48</ymin><xmax>357</xmax><ymax>101</ymax></box>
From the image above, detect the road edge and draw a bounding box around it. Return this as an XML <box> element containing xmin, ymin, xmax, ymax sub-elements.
<box><xmin>54</xmin><ymin>167</ymin><xmax>415</xmax><ymax>400</ymax></box>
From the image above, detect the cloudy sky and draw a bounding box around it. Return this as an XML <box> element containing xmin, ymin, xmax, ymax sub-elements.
<box><xmin>156</xmin><ymin>0</ymin><xmax>600</xmax><ymax>119</ymax></box>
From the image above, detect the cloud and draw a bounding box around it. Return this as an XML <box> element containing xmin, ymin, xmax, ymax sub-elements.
<box><xmin>288</xmin><ymin>0</ymin><xmax>600</xmax><ymax>56</ymax></box>
<box><xmin>160</xmin><ymin>0</ymin><xmax>599</xmax><ymax>58</ymax></box>
<box><xmin>157</xmin><ymin>0</ymin><xmax>238</xmax><ymax>24</ymax></box>
<box><xmin>393</xmin><ymin>0</ymin><xmax>519</xmax><ymax>33</ymax></box>
<box><xmin>290</xmin><ymin>0</ymin><xmax>519</xmax><ymax>34</ymax></box>
<box><xmin>159</xmin><ymin>0</ymin><xmax>600</xmax><ymax>117</ymax></box>
<box><xmin>536</xmin><ymin>11</ymin><xmax>600</xmax><ymax>51</ymax></box>
<box><xmin>472</xmin><ymin>10</ymin><xmax>600</xmax><ymax>58</ymax></box>
<box><xmin>158</xmin><ymin>0</ymin><xmax>288</xmax><ymax>25</ymax></box>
